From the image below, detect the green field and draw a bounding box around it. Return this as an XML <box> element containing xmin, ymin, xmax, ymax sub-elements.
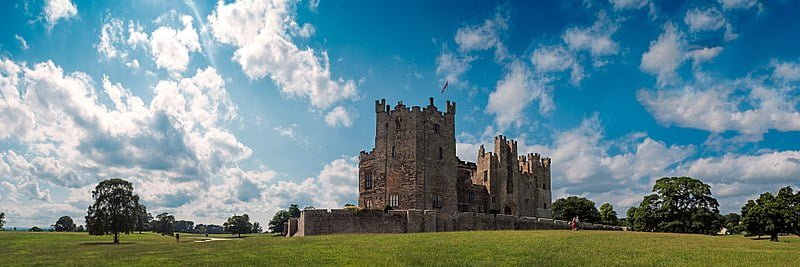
<box><xmin>0</xmin><ymin>230</ymin><xmax>797</xmax><ymax>266</ymax></box>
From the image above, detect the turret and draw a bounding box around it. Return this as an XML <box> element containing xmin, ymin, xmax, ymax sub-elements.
<box><xmin>375</xmin><ymin>99</ymin><xmax>386</xmax><ymax>113</ymax></box>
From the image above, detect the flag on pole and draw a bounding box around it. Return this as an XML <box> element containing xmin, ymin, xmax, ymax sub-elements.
<box><xmin>440</xmin><ymin>81</ymin><xmax>448</xmax><ymax>94</ymax></box>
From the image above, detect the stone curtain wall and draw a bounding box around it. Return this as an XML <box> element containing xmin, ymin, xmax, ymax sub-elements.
<box><xmin>290</xmin><ymin>209</ymin><xmax>624</xmax><ymax>237</ymax></box>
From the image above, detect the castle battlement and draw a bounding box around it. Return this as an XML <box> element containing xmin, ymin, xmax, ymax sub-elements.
<box><xmin>375</xmin><ymin>98</ymin><xmax>455</xmax><ymax>117</ymax></box>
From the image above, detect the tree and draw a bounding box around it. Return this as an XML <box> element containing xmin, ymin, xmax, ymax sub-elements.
<box><xmin>174</xmin><ymin>220</ymin><xmax>195</xmax><ymax>233</ymax></box>
<box><xmin>53</xmin><ymin>216</ymin><xmax>77</xmax><ymax>232</ymax></box>
<box><xmin>289</xmin><ymin>204</ymin><xmax>301</xmax><ymax>218</ymax></box>
<box><xmin>135</xmin><ymin>204</ymin><xmax>151</xmax><ymax>234</ymax></box>
<box><xmin>224</xmin><ymin>214</ymin><xmax>253</xmax><ymax>237</ymax></box>
<box><xmin>552</xmin><ymin>196</ymin><xmax>600</xmax><ymax>223</ymax></box>
<box><xmin>627</xmin><ymin>177</ymin><xmax>720</xmax><ymax>234</ymax></box>
<box><xmin>720</xmin><ymin>213</ymin><xmax>742</xmax><ymax>234</ymax></box>
<box><xmin>154</xmin><ymin>213</ymin><xmax>175</xmax><ymax>236</ymax></box>
<box><xmin>598</xmin><ymin>203</ymin><xmax>618</xmax><ymax>226</ymax></box>
<box><xmin>268</xmin><ymin>210</ymin><xmax>291</xmax><ymax>234</ymax></box>
<box><xmin>85</xmin><ymin>178</ymin><xmax>140</xmax><ymax>244</ymax></box>
<box><xmin>252</xmin><ymin>222</ymin><xmax>262</xmax><ymax>233</ymax></box>
<box><xmin>76</xmin><ymin>225</ymin><xmax>85</xmax><ymax>232</ymax></box>
<box><xmin>0</xmin><ymin>212</ymin><xmax>5</xmax><ymax>230</ymax></box>
<box><xmin>741</xmin><ymin>186</ymin><xmax>800</xmax><ymax>242</ymax></box>
<box><xmin>29</xmin><ymin>226</ymin><xmax>43</xmax><ymax>232</ymax></box>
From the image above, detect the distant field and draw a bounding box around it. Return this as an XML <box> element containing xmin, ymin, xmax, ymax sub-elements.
<box><xmin>0</xmin><ymin>230</ymin><xmax>798</xmax><ymax>266</ymax></box>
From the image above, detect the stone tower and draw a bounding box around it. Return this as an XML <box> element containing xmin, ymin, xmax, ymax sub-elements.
<box><xmin>358</xmin><ymin>98</ymin><xmax>458</xmax><ymax>213</ymax></box>
<box><xmin>474</xmin><ymin>135</ymin><xmax>552</xmax><ymax>217</ymax></box>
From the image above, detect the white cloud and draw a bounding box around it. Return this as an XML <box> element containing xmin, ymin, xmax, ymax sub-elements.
<box><xmin>562</xmin><ymin>12</ymin><xmax>619</xmax><ymax>59</ymax></box>
<box><xmin>208</xmin><ymin>0</ymin><xmax>356</xmax><ymax>110</ymax></box>
<box><xmin>531</xmin><ymin>46</ymin><xmax>584</xmax><ymax>85</ymax></box>
<box><xmin>682</xmin><ymin>151</ymin><xmax>800</xmax><ymax>184</ymax></box>
<box><xmin>609</xmin><ymin>0</ymin><xmax>649</xmax><ymax>10</ymax></box>
<box><xmin>640</xmin><ymin>23</ymin><xmax>685</xmax><ymax>85</ymax></box>
<box><xmin>487</xmin><ymin>61</ymin><xmax>552</xmax><ymax>130</ymax></box>
<box><xmin>637</xmin><ymin>79</ymin><xmax>800</xmax><ymax>135</ymax></box>
<box><xmin>684</xmin><ymin>8</ymin><xmax>727</xmax><ymax>32</ymax></box>
<box><xmin>44</xmin><ymin>0</ymin><xmax>78</xmax><ymax>29</ymax></box>
<box><xmin>325</xmin><ymin>106</ymin><xmax>354</xmax><ymax>127</ymax></box>
<box><xmin>312</xmin><ymin>156</ymin><xmax>359</xmax><ymax>208</ymax></box>
<box><xmin>454</xmin><ymin>11</ymin><xmax>508</xmax><ymax>60</ymax></box>
<box><xmin>689</xmin><ymin>47</ymin><xmax>723</xmax><ymax>64</ymax></box>
<box><xmin>435</xmin><ymin>51</ymin><xmax>474</xmax><ymax>86</ymax></box>
<box><xmin>14</xmin><ymin>35</ymin><xmax>29</xmax><ymax>50</ymax></box>
<box><xmin>96</xmin><ymin>18</ymin><xmax>127</xmax><ymax>61</ymax></box>
<box><xmin>148</xmin><ymin>15</ymin><xmax>201</xmax><ymax>73</ymax></box>
<box><xmin>772</xmin><ymin>60</ymin><xmax>800</xmax><ymax>83</ymax></box>
<box><xmin>718</xmin><ymin>0</ymin><xmax>758</xmax><ymax>10</ymax></box>
<box><xmin>308</xmin><ymin>0</ymin><xmax>320</xmax><ymax>12</ymax></box>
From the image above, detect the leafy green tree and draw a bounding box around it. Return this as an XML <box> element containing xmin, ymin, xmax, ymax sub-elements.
<box><xmin>53</xmin><ymin>216</ymin><xmax>76</xmax><ymax>232</ymax></box>
<box><xmin>289</xmin><ymin>204</ymin><xmax>301</xmax><ymax>218</ymax></box>
<box><xmin>154</xmin><ymin>213</ymin><xmax>175</xmax><ymax>236</ymax></box>
<box><xmin>268</xmin><ymin>210</ymin><xmax>290</xmax><ymax>234</ymax></box>
<box><xmin>174</xmin><ymin>220</ymin><xmax>195</xmax><ymax>233</ymax></box>
<box><xmin>252</xmin><ymin>222</ymin><xmax>262</xmax><ymax>233</ymax></box>
<box><xmin>76</xmin><ymin>225</ymin><xmax>85</xmax><ymax>232</ymax></box>
<box><xmin>224</xmin><ymin>214</ymin><xmax>253</xmax><ymax>237</ymax></box>
<box><xmin>135</xmin><ymin>204</ymin><xmax>151</xmax><ymax>234</ymax></box>
<box><xmin>29</xmin><ymin>226</ymin><xmax>43</xmax><ymax>232</ymax></box>
<box><xmin>720</xmin><ymin>213</ymin><xmax>742</xmax><ymax>234</ymax></box>
<box><xmin>627</xmin><ymin>177</ymin><xmax>720</xmax><ymax>234</ymax></box>
<box><xmin>85</xmin><ymin>178</ymin><xmax>141</xmax><ymax>243</ymax></box>
<box><xmin>741</xmin><ymin>186</ymin><xmax>800</xmax><ymax>242</ymax></box>
<box><xmin>0</xmin><ymin>212</ymin><xmax>5</xmax><ymax>230</ymax></box>
<box><xmin>598</xmin><ymin>203</ymin><xmax>618</xmax><ymax>226</ymax></box>
<box><xmin>552</xmin><ymin>196</ymin><xmax>600</xmax><ymax>223</ymax></box>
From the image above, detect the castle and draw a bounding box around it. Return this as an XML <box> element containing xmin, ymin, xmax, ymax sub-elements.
<box><xmin>358</xmin><ymin>98</ymin><xmax>552</xmax><ymax>218</ymax></box>
<box><xmin>285</xmin><ymin>98</ymin><xmax>622</xmax><ymax>237</ymax></box>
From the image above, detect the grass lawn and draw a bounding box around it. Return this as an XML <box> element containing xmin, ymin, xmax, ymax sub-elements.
<box><xmin>0</xmin><ymin>230</ymin><xmax>798</xmax><ymax>266</ymax></box>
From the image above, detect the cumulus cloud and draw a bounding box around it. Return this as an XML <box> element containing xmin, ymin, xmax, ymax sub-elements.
<box><xmin>435</xmin><ymin>51</ymin><xmax>474</xmax><ymax>87</ymax></box>
<box><xmin>208</xmin><ymin>0</ymin><xmax>356</xmax><ymax>110</ymax></box>
<box><xmin>637</xmin><ymin>78</ymin><xmax>800</xmax><ymax>135</ymax></box>
<box><xmin>454</xmin><ymin>11</ymin><xmax>509</xmax><ymax>60</ymax></box>
<box><xmin>684</xmin><ymin>8</ymin><xmax>727</xmax><ymax>32</ymax></box>
<box><xmin>324</xmin><ymin>106</ymin><xmax>354</xmax><ymax>127</ymax></box>
<box><xmin>148</xmin><ymin>15</ymin><xmax>201</xmax><ymax>73</ymax></box>
<box><xmin>486</xmin><ymin>61</ymin><xmax>552</xmax><ymax>130</ymax></box>
<box><xmin>44</xmin><ymin>0</ymin><xmax>78</xmax><ymax>29</ymax></box>
<box><xmin>772</xmin><ymin>60</ymin><xmax>800</xmax><ymax>83</ymax></box>
<box><xmin>640</xmin><ymin>23</ymin><xmax>685</xmax><ymax>85</ymax></box>
<box><xmin>562</xmin><ymin>12</ymin><xmax>619</xmax><ymax>60</ymax></box>
<box><xmin>718</xmin><ymin>0</ymin><xmax>759</xmax><ymax>10</ymax></box>
<box><xmin>531</xmin><ymin>46</ymin><xmax>584</xmax><ymax>85</ymax></box>
<box><xmin>609</xmin><ymin>0</ymin><xmax>649</xmax><ymax>10</ymax></box>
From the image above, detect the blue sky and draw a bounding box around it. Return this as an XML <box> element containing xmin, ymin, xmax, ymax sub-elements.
<box><xmin>1</xmin><ymin>0</ymin><xmax>799</xmax><ymax>227</ymax></box>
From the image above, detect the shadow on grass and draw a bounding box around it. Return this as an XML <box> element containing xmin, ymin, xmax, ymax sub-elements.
<box><xmin>79</xmin><ymin>241</ymin><xmax>137</xmax><ymax>246</ymax></box>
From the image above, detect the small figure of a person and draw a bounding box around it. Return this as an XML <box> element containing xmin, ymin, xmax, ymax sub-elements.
<box><xmin>175</xmin><ymin>233</ymin><xmax>180</xmax><ymax>243</ymax></box>
<box><xmin>571</xmin><ymin>216</ymin><xmax>577</xmax><ymax>231</ymax></box>
<box><xmin>575</xmin><ymin>216</ymin><xmax>581</xmax><ymax>231</ymax></box>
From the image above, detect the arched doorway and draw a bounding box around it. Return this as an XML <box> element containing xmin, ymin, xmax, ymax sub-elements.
<box><xmin>504</xmin><ymin>205</ymin><xmax>513</xmax><ymax>215</ymax></box>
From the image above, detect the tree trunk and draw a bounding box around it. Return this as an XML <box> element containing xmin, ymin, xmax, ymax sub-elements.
<box><xmin>114</xmin><ymin>233</ymin><xmax>119</xmax><ymax>244</ymax></box>
<box><xmin>770</xmin><ymin>233</ymin><xmax>779</xmax><ymax>242</ymax></box>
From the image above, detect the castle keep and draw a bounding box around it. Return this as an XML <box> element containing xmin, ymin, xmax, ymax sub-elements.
<box><xmin>358</xmin><ymin>98</ymin><xmax>552</xmax><ymax>218</ymax></box>
<box><xmin>284</xmin><ymin>98</ymin><xmax>621</xmax><ymax>237</ymax></box>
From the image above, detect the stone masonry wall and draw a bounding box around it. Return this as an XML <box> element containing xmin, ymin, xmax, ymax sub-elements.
<box><xmin>291</xmin><ymin>209</ymin><xmax>624</xmax><ymax>237</ymax></box>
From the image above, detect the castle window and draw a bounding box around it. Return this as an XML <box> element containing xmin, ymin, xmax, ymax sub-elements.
<box><xmin>491</xmin><ymin>196</ymin><xmax>496</xmax><ymax>204</ymax></box>
<box><xmin>543</xmin><ymin>203</ymin><xmax>547</xmax><ymax>209</ymax></box>
<box><xmin>439</xmin><ymin>147</ymin><xmax>443</xmax><ymax>160</ymax></box>
<box><xmin>434</xmin><ymin>123</ymin><xmax>440</xmax><ymax>134</ymax></box>
<box><xmin>542</xmin><ymin>183</ymin><xmax>546</xmax><ymax>190</ymax></box>
<box><xmin>507</xmin><ymin>177</ymin><xmax>513</xmax><ymax>194</ymax></box>
<box><xmin>432</xmin><ymin>195</ymin><xmax>443</xmax><ymax>208</ymax></box>
<box><xmin>364</xmin><ymin>171</ymin><xmax>373</xmax><ymax>189</ymax></box>
<box><xmin>396</xmin><ymin>119</ymin><xmax>401</xmax><ymax>130</ymax></box>
<box><xmin>468</xmin><ymin>191</ymin><xmax>475</xmax><ymax>201</ymax></box>
<box><xmin>389</xmin><ymin>195</ymin><xmax>399</xmax><ymax>208</ymax></box>
<box><xmin>365</xmin><ymin>199</ymin><xmax>373</xmax><ymax>209</ymax></box>
<box><xmin>392</xmin><ymin>146</ymin><xmax>396</xmax><ymax>158</ymax></box>
<box><xmin>483</xmin><ymin>171</ymin><xmax>488</xmax><ymax>183</ymax></box>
